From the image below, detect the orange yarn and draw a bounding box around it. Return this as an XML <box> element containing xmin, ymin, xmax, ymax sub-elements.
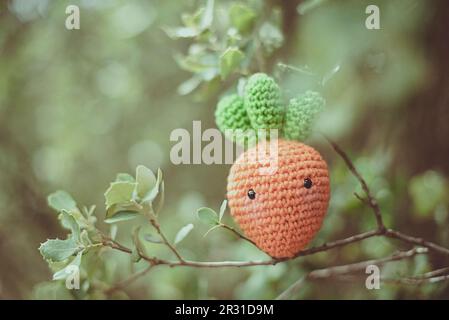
<box><xmin>227</xmin><ymin>139</ymin><xmax>330</xmax><ymax>258</ymax></box>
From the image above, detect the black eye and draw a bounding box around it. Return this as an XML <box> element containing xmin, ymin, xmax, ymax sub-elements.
<box><xmin>304</xmin><ymin>178</ymin><xmax>313</xmax><ymax>189</ymax></box>
<box><xmin>247</xmin><ymin>189</ymin><xmax>256</xmax><ymax>200</ymax></box>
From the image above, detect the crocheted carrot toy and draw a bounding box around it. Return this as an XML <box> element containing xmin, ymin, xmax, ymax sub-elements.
<box><xmin>215</xmin><ymin>73</ymin><xmax>330</xmax><ymax>259</ymax></box>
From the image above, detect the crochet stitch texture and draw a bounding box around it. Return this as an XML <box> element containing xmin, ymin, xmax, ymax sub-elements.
<box><xmin>215</xmin><ymin>94</ymin><xmax>257</xmax><ymax>146</ymax></box>
<box><xmin>284</xmin><ymin>91</ymin><xmax>325</xmax><ymax>141</ymax></box>
<box><xmin>244</xmin><ymin>73</ymin><xmax>284</xmax><ymax>129</ymax></box>
<box><xmin>227</xmin><ymin>139</ymin><xmax>330</xmax><ymax>258</ymax></box>
<box><xmin>215</xmin><ymin>94</ymin><xmax>252</xmax><ymax>133</ymax></box>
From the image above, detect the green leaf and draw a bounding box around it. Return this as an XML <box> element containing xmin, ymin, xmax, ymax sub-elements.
<box><xmin>203</xmin><ymin>224</ymin><xmax>221</xmax><ymax>238</ymax></box>
<box><xmin>259</xmin><ymin>22</ymin><xmax>284</xmax><ymax>53</ymax></box>
<box><xmin>131</xmin><ymin>227</ymin><xmax>143</xmax><ymax>263</ymax></box>
<box><xmin>110</xmin><ymin>224</ymin><xmax>118</xmax><ymax>240</ymax></box>
<box><xmin>131</xmin><ymin>250</ymin><xmax>141</xmax><ymax>263</ymax></box>
<box><xmin>47</xmin><ymin>191</ymin><xmax>77</xmax><ymax>212</ymax></box>
<box><xmin>82</xmin><ymin>205</ymin><xmax>96</xmax><ymax>218</ymax></box>
<box><xmin>142</xmin><ymin>168</ymin><xmax>163</xmax><ymax>204</ymax></box>
<box><xmin>182</xmin><ymin>7</ymin><xmax>204</xmax><ymax>28</ymax></box>
<box><xmin>52</xmin><ymin>251</ymin><xmax>83</xmax><ymax>280</ymax></box>
<box><xmin>237</xmin><ymin>77</ymin><xmax>247</xmax><ymax>97</ymax></box>
<box><xmin>218</xmin><ymin>200</ymin><xmax>227</xmax><ymax>222</ymax></box>
<box><xmin>105</xmin><ymin>202</ymin><xmax>141</xmax><ymax>223</ymax></box>
<box><xmin>104</xmin><ymin>181</ymin><xmax>136</xmax><ymax>208</ymax></box>
<box><xmin>144</xmin><ymin>233</ymin><xmax>163</xmax><ymax>244</ymax></box>
<box><xmin>175</xmin><ymin>54</ymin><xmax>217</xmax><ymax>74</ymax></box>
<box><xmin>163</xmin><ymin>26</ymin><xmax>201</xmax><ymax>39</ymax></box>
<box><xmin>200</xmin><ymin>0</ymin><xmax>214</xmax><ymax>29</ymax></box>
<box><xmin>136</xmin><ymin>165</ymin><xmax>157</xmax><ymax>199</ymax></box>
<box><xmin>104</xmin><ymin>211</ymin><xmax>140</xmax><ymax>224</ymax></box>
<box><xmin>115</xmin><ymin>173</ymin><xmax>135</xmax><ymax>183</ymax></box>
<box><xmin>80</xmin><ymin>230</ymin><xmax>92</xmax><ymax>246</ymax></box>
<box><xmin>197</xmin><ymin>207</ymin><xmax>219</xmax><ymax>226</ymax></box>
<box><xmin>321</xmin><ymin>64</ymin><xmax>341</xmax><ymax>86</ymax></box>
<box><xmin>177</xmin><ymin>76</ymin><xmax>202</xmax><ymax>96</ymax></box>
<box><xmin>59</xmin><ymin>211</ymin><xmax>80</xmax><ymax>240</ymax></box>
<box><xmin>153</xmin><ymin>181</ymin><xmax>165</xmax><ymax>215</ymax></box>
<box><xmin>220</xmin><ymin>47</ymin><xmax>244</xmax><ymax>79</ymax></box>
<box><xmin>229</xmin><ymin>3</ymin><xmax>256</xmax><ymax>34</ymax></box>
<box><xmin>174</xmin><ymin>223</ymin><xmax>194</xmax><ymax>245</ymax></box>
<box><xmin>39</xmin><ymin>238</ymin><xmax>80</xmax><ymax>262</ymax></box>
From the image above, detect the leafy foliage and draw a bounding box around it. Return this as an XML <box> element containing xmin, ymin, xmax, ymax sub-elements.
<box><xmin>166</xmin><ymin>1</ymin><xmax>285</xmax><ymax>98</ymax></box>
<box><xmin>39</xmin><ymin>165</ymin><xmax>167</xmax><ymax>292</ymax></box>
<box><xmin>38</xmin><ymin>165</ymin><xmax>237</xmax><ymax>298</ymax></box>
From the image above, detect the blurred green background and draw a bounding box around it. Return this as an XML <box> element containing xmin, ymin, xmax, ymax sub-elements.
<box><xmin>1</xmin><ymin>0</ymin><xmax>448</xmax><ymax>299</ymax></box>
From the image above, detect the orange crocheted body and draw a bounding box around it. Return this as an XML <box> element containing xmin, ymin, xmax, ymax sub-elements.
<box><xmin>227</xmin><ymin>139</ymin><xmax>330</xmax><ymax>258</ymax></box>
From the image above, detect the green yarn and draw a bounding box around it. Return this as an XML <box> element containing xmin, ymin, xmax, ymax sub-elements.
<box><xmin>215</xmin><ymin>94</ymin><xmax>256</xmax><ymax>146</ymax></box>
<box><xmin>244</xmin><ymin>73</ymin><xmax>284</xmax><ymax>130</ymax></box>
<box><xmin>214</xmin><ymin>75</ymin><xmax>325</xmax><ymax>145</ymax></box>
<box><xmin>215</xmin><ymin>94</ymin><xmax>252</xmax><ymax>132</ymax></box>
<box><xmin>283</xmin><ymin>91</ymin><xmax>325</xmax><ymax>141</ymax></box>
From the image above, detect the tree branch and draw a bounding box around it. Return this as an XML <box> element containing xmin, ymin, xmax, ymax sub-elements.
<box><xmin>326</xmin><ymin>137</ymin><xmax>385</xmax><ymax>231</ymax></box>
<box><xmin>102</xmin><ymin>229</ymin><xmax>383</xmax><ymax>268</ymax></box>
<box><xmin>276</xmin><ymin>247</ymin><xmax>428</xmax><ymax>300</ymax></box>
<box><xmin>104</xmin><ymin>265</ymin><xmax>153</xmax><ymax>295</ymax></box>
<box><xmin>148</xmin><ymin>214</ymin><xmax>185</xmax><ymax>262</ymax></box>
<box><xmin>385</xmin><ymin>229</ymin><xmax>449</xmax><ymax>256</ymax></box>
<box><xmin>219</xmin><ymin>223</ymin><xmax>258</xmax><ymax>247</ymax></box>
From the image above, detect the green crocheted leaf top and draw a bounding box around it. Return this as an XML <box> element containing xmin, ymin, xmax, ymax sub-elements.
<box><xmin>214</xmin><ymin>73</ymin><xmax>325</xmax><ymax>144</ymax></box>
<box><xmin>283</xmin><ymin>91</ymin><xmax>325</xmax><ymax>141</ymax></box>
<box><xmin>244</xmin><ymin>73</ymin><xmax>284</xmax><ymax>129</ymax></box>
<box><xmin>215</xmin><ymin>94</ymin><xmax>252</xmax><ymax>132</ymax></box>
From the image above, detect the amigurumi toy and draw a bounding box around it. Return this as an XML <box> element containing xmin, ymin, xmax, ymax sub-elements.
<box><xmin>215</xmin><ymin>73</ymin><xmax>330</xmax><ymax>259</ymax></box>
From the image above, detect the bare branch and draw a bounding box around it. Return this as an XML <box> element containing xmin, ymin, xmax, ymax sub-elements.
<box><xmin>385</xmin><ymin>229</ymin><xmax>449</xmax><ymax>256</ymax></box>
<box><xmin>105</xmin><ymin>266</ymin><xmax>153</xmax><ymax>295</ymax></box>
<box><xmin>102</xmin><ymin>229</ymin><xmax>382</xmax><ymax>268</ymax></box>
<box><xmin>219</xmin><ymin>223</ymin><xmax>258</xmax><ymax>247</ymax></box>
<box><xmin>148</xmin><ymin>215</ymin><xmax>185</xmax><ymax>262</ymax></box>
<box><xmin>326</xmin><ymin>137</ymin><xmax>385</xmax><ymax>230</ymax></box>
<box><xmin>411</xmin><ymin>266</ymin><xmax>449</xmax><ymax>279</ymax></box>
<box><xmin>325</xmin><ymin>138</ymin><xmax>449</xmax><ymax>258</ymax></box>
<box><xmin>354</xmin><ymin>192</ymin><xmax>370</xmax><ymax>206</ymax></box>
<box><xmin>384</xmin><ymin>274</ymin><xmax>449</xmax><ymax>285</ymax></box>
<box><xmin>101</xmin><ymin>234</ymin><xmax>132</xmax><ymax>254</ymax></box>
<box><xmin>276</xmin><ymin>247</ymin><xmax>428</xmax><ymax>300</ymax></box>
<box><xmin>292</xmin><ymin>267</ymin><xmax>449</xmax><ymax>287</ymax></box>
<box><xmin>290</xmin><ymin>230</ymin><xmax>382</xmax><ymax>259</ymax></box>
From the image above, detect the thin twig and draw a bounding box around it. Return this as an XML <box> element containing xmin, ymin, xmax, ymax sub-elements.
<box><xmin>276</xmin><ymin>247</ymin><xmax>428</xmax><ymax>300</ymax></box>
<box><xmin>411</xmin><ymin>266</ymin><xmax>449</xmax><ymax>279</ymax></box>
<box><xmin>104</xmin><ymin>266</ymin><xmax>153</xmax><ymax>295</ymax></box>
<box><xmin>295</xmin><ymin>267</ymin><xmax>449</xmax><ymax>286</ymax></box>
<box><xmin>326</xmin><ymin>137</ymin><xmax>385</xmax><ymax>231</ymax></box>
<box><xmin>325</xmin><ymin>137</ymin><xmax>449</xmax><ymax>257</ymax></box>
<box><xmin>220</xmin><ymin>223</ymin><xmax>258</xmax><ymax>247</ymax></box>
<box><xmin>384</xmin><ymin>274</ymin><xmax>449</xmax><ymax>285</ymax></box>
<box><xmin>385</xmin><ymin>229</ymin><xmax>449</xmax><ymax>256</ymax></box>
<box><xmin>354</xmin><ymin>192</ymin><xmax>370</xmax><ymax>206</ymax></box>
<box><xmin>290</xmin><ymin>230</ymin><xmax>382</xmax><ymax>259</ymax></box>
<box><xmin>148</xmin><ymin>216</ymin><xmax>185</xmax><ymax>262</ymax></box>
<box><xmin>102</xmin><ymin>230</ymin><xmax>382</xmax><ymax>268</ymax></box>
<box><xmin>101</xmin><ymin>234</ymin><xmax>132</xmax><ymax>254</ymax></box>
<box><xmin>383</xmin><ymin>266</ymin><xmax>449</xmax><ymax>285</ymax></box>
